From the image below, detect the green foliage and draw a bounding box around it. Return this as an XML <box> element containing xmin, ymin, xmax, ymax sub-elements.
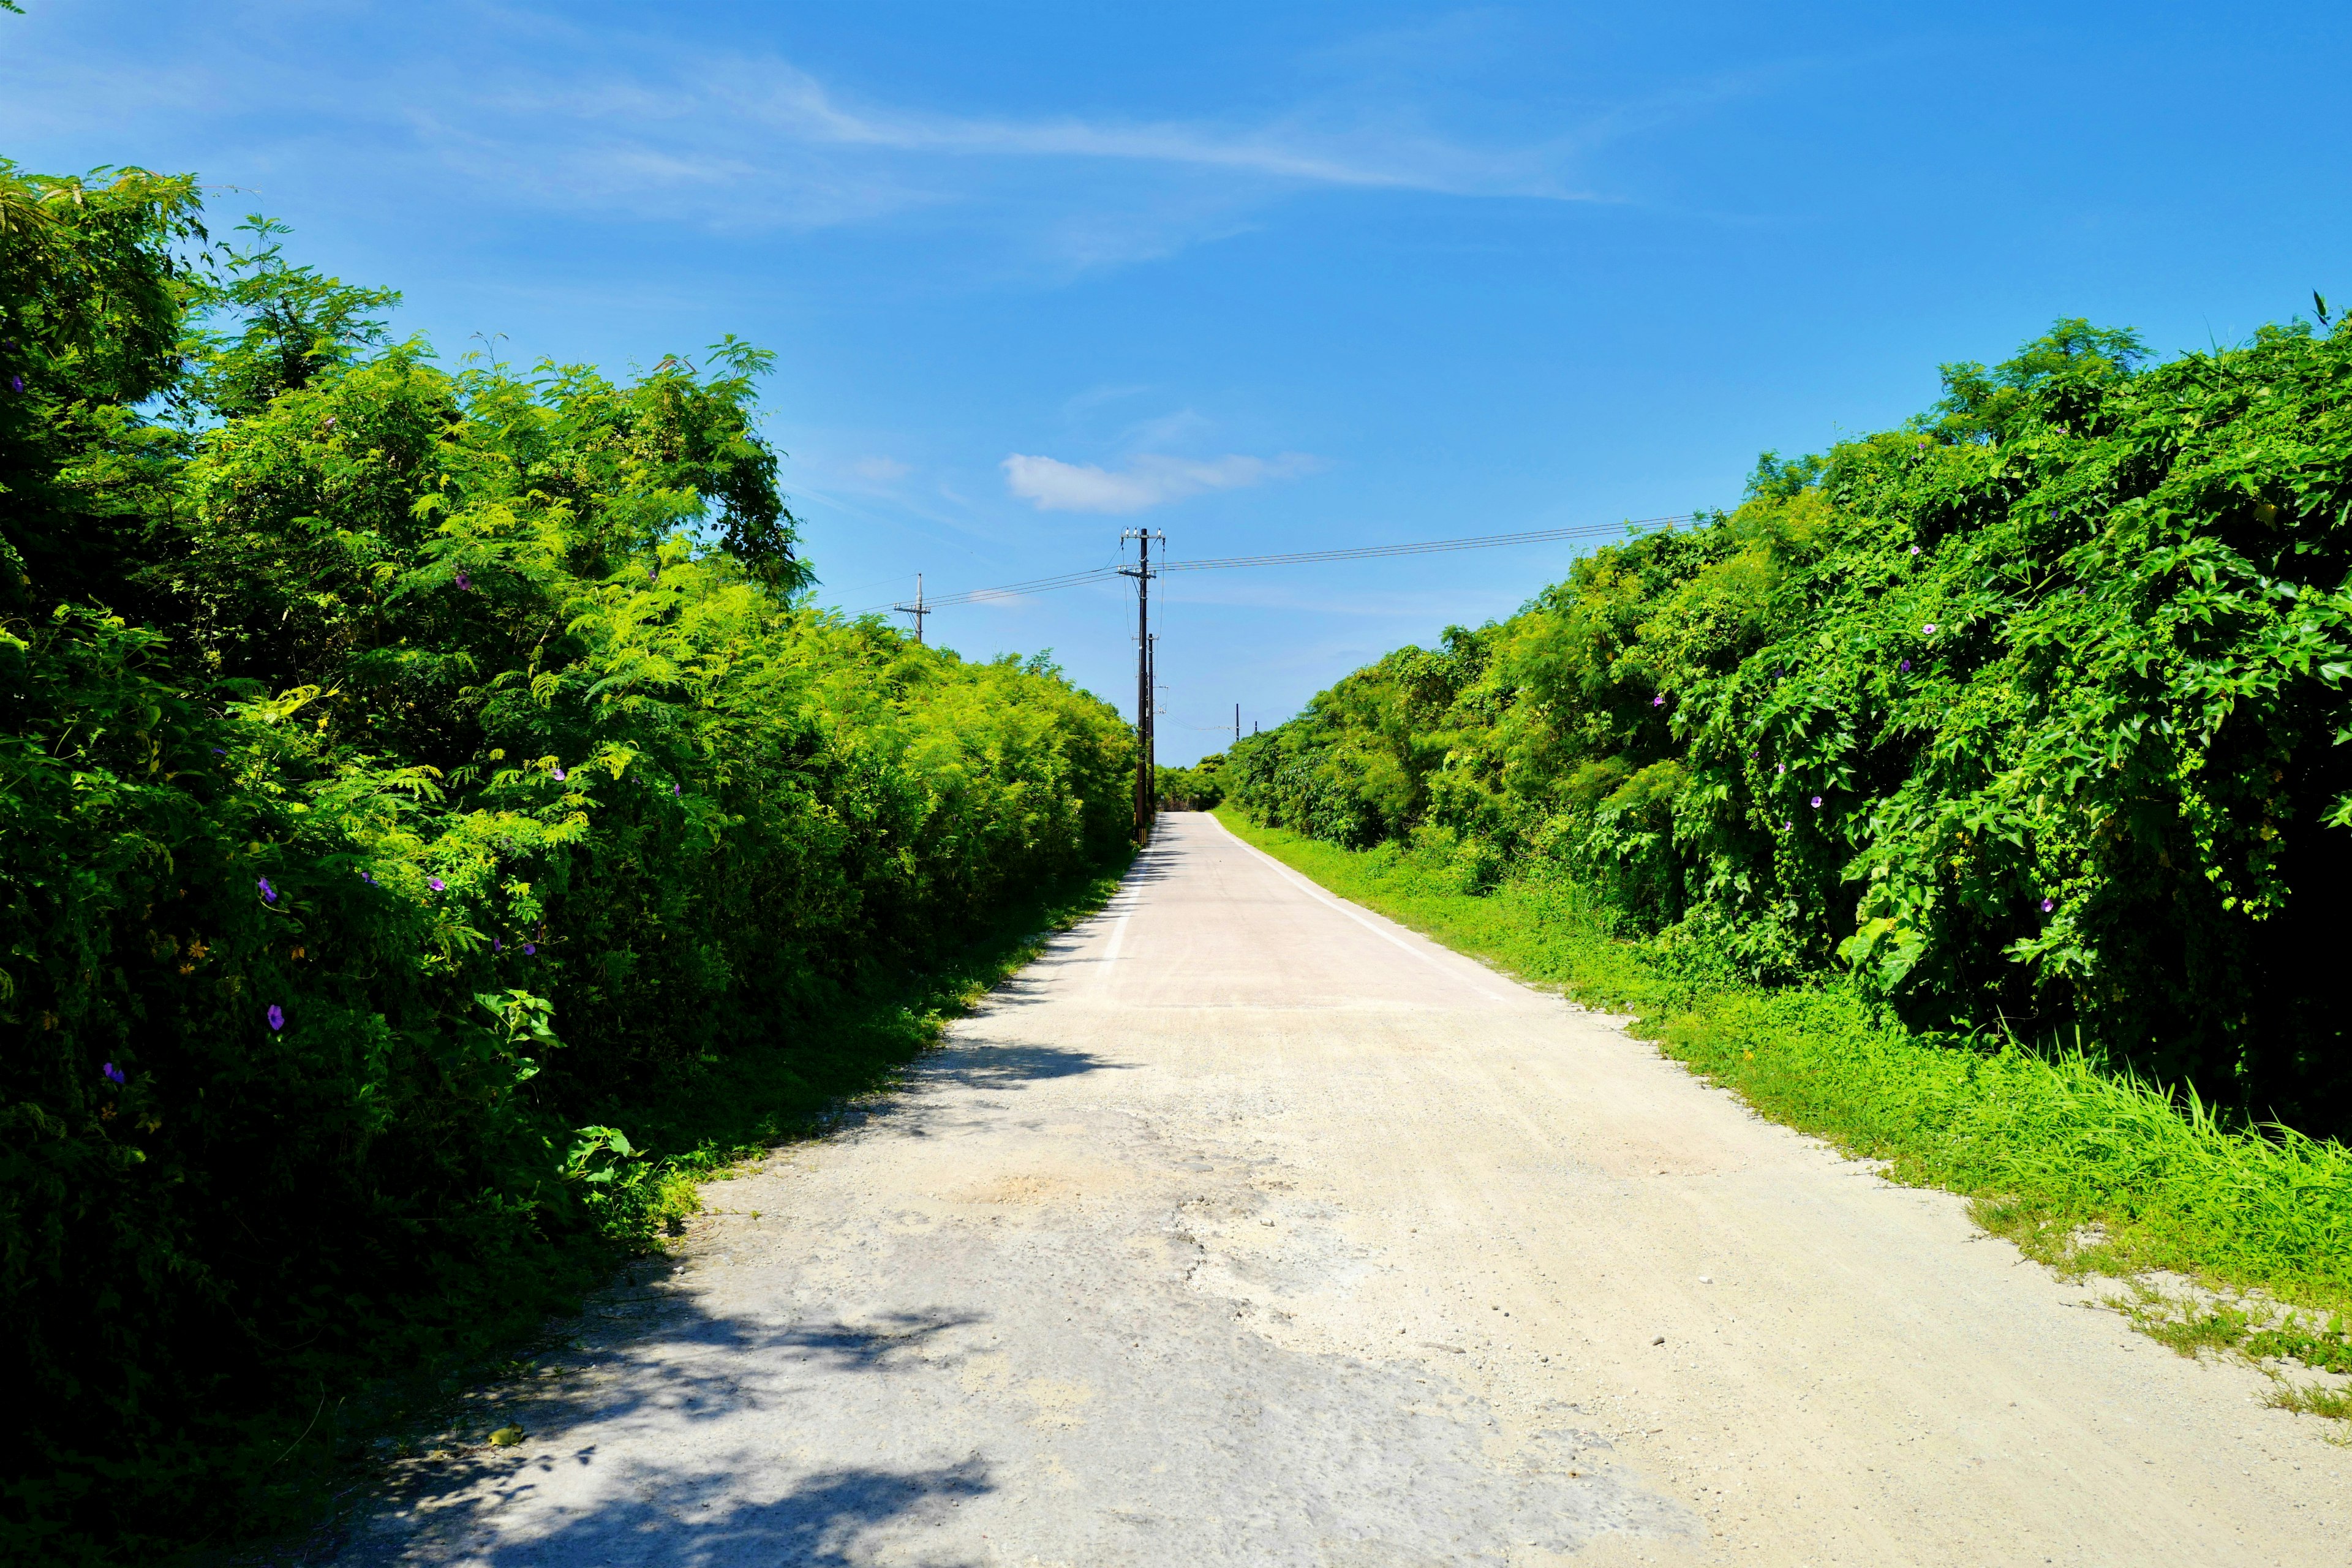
<box><xmin>0</xmin><ymin>175</ymin><xmax>1134</xmax><ymax>1561</ymax></box>
<box><xmin>1156</xmin><ymin>753</ymin><xmax>1226</xmax><ymax>809</ymax></box>
<box><xmin>1230</xmin><ymin>317</ymin><xmax>2352</xmax><ymax>1135</ymax></box>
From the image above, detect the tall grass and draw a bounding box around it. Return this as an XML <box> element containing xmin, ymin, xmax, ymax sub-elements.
<box><xmin>1219</xmin><ymin>809</ymin><xmax>2352</xmax><ymax>1327</ymax></box>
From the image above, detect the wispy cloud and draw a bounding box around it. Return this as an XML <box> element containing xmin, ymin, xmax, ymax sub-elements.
<box><xmin>700</xmin><ymin>62</ymin><xmax>1589</xmax><ymax>198</ymax></box>
<box><xmin>0</xmin><ymin>1</ymin><xmax>1760</xmax><ymax>278</ymax></box>
<box><xmin>1002</xmin><ymin>452</ymin><xmax>1324</xmax><ymax>514</ymax></box>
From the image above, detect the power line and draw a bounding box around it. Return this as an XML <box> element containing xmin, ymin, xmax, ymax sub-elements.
<box><xmin>1157</xmin><ymin>518</ymin><xmax>1692</xmax><ymax>575</ymax></box>
<box><xmin>849</xmin><ymin>515</ymin><xmax>1689</xmax><ymax>616</ymax></box>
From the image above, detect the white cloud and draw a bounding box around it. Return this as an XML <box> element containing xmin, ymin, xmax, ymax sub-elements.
<box><xmin>1002</xmin><ymin>451</ymin><xmax>1324</xmax><ymax>514</ymax></box>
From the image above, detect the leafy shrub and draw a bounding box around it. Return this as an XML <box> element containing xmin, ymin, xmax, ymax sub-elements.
<box><xmin>1231</xmin><ymin>317</ymin><xmax>2352</xmax><ymax>1134</ymax></box>
<box><xmin>0</xmin><ymin>169</ymin><xmax>1134</xmax><ymax>1559</ymax></box>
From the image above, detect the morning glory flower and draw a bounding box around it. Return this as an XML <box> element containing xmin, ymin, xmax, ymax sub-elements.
<box><xmin>522</xmin><ymin>943</ymin><xmax>537</xmax><ymax>956</ymax></box>
<box><xmin>7</xmin><ymin>375</ymin><xmax>21</xmax><ymax>394</ymax></box>
<box><xmin>1775</xmin><ymin>763</ymin><xmax>1785</xmax><ymax>774</ymax></box>
<box><xmin>1811</xmin><ymin>796</ymin><xmax>1823</xmax><ymax>809</ymax></box>
<box><xmin>102</xmin><ymin>1062</ymin><xmax>126</xmax><ymax>1084</ymax></box>
<box><xmin>553</xmin><ymin>766</ymin><xmax>567</xmax><ymax>782</ymax></box>
<box><xmin>257</xmin><ymin>876</ymin><xmax>276</xmax><ymax>903</ymax></box>
<box><xmin>455</xmin><ymin>570</ymin><xmax>473</xmax><ymax>592</ymax></box>
<box><xmin>1909</xmin><ymin>545</ymin><xmax>1921</xmax><ymax>556</ymax></box>
<box><xmin>672</xmin><ymin>783</ymin><xmax>680</xmax><ymax>797</ymax></box>
<box><xmin>2041</xmin><ymin>898</ymin><xmax>2055</xmax><ymax>913</ymax></box>
<box><xmin>1923</xmin><ymin>623</ymin><xmax>1939</xmax><ymax>635</ymax></box>
<box><xmin>428</xmin><ymin>876</ymin><xmax>446</xmax><ymax>892</ymax></box>
<box><xmin>493</xmin><ymin>938</ymin><xmax>503</xmax><ymax>952</ymax></box>
<box><xmin>1899</xmin><ymin>659</ymin><xmax>1912</xmax><ymax>673</ymax></box>
<box><xmin>265</xmin><ymin>1005</ymin><xmax>284</xmax><ymax>1031</ymax></box>
<box><xmin>1651</xmin><ymin>695</ymin><xmax>1665</xmax><ymax>707</ymax></box>
<box><xmin>211</xmin><ymin>747</ymin><xmax>226</xmax><ymax>755</ymax></box>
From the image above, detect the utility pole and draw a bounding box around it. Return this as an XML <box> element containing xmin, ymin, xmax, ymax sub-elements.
<box><xmin>1118</xmin><ymin>529</ymin><xmax>1163</xmax><ymax>842</ymax></box>
<box><xmin>892</xmin><ymin>574</ymin><xmax>930</xmax><ymax>646</ymax></box>
<box><xmin>1234</xmin><ymin>703</ymin><xmax>1240</xmax><ymax>747</ymax></box>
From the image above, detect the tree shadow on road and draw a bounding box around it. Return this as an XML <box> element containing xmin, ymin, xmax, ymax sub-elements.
<box><xmin>394</xmin><ymin>1454</ymin><xmax>996</xmax><ymax>1568</ymax></box>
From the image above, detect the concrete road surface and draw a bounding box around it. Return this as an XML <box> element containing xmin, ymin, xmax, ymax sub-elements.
<box><xmin>337</xmin><ymin>812</ymin><xmax>2350</xmax><ymax>1566</ymax></box>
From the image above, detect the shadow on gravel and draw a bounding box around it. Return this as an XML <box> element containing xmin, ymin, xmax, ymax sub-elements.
<box><xmin>978</xmin><ymin>844</ymin><xmax>1182</xmax><ymax>1008</ymax></box>
<box><xmin>450</xmin><ymin>1455</ymin><xmax>995</xmax><ymax>1568</ymax></box>
<box><xmin>927</xmin><ymin>1041</ymin><xmax>1129</xmax><ymax>1087</ymax></box>
<box><xmin>325</xmin><ymin>1305</ymin><xmax>1002</xmax><ymax>1564</ymax></box>
<box><xmin>775</xmin><ymin>1310</ymin><xmax>987</xmax><ymax>1371</ymax></box>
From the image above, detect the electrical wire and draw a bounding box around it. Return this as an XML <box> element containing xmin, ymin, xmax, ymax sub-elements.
<box><xmin>850</xmin><ymin>515</ymin><xmax>1691</xmax><ymax>616</ymax></box>
<box><xmin>1156</xmin><ymin>517</ymin><xmax>1692</xmax><ymax>574</ymax></box>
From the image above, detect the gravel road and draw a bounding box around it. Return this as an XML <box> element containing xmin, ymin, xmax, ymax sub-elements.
<box><xmin>339</xmin><ymin>812</ymin><xmax>2350</xmax><ymax>1566</ymax></box>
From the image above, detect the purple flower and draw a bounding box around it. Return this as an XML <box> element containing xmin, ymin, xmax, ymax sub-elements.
<box><xmin>2041</xmin><ymin>897</ymin><xmax>2055</xmax><ymax>913</ymax></box>
<box><xmin>1650</xmin><ymin>694</ymin><xmax>1665</xmax><ymax>707</ymax></box>
<box><xmin>7</xmin><ymin>374</ymin><xmax>21</xmax><ymax>393</ymax></box>
<box><xmin>265</xmin><ymin>1005</ymin><xmax>284</xmax><ymax>1031</ymax></box>
<box><xmin>1899</xmin><ymin>658</ymin><xmax>1912</xmax><ymax>673</ymax></box>
<box><xmin>212</xmin><ymin>747</ymin><xmax>227</xmax><ymax>755</ymax></box>
<box><xmin>1909</xmin><ymin>544</ymin><xmax>1921</xmax><ymax>556</ymax></box>
<box><xmin>454</xmin><ymin>570</ymin><xmax>473</xmax><ymax>592</ymax></box>
<box><xmin>494</xmin><ymin>938</ymin><xmax>503</xmax><ymax>952</ymax></box>
<box><xmin>102</xmin><ymin>1062</ymin><xmax>126</xmax><ymax>1085</ymax></box>
<box><xmin>428</xmin><ymin>876</ymin><xmax>446</xmax><ymax>892</ymax></box>
<box><xmin>1923</xmin><ymin>622</ymin><xmax>1939</xmax><ymax>636</ymax></box>
<box><xmin>522</xmin><ymin>943</ymin><xmax>537</xmax><ymax>956</ymax></box>
<box><xmin>257</xmin><ymin>876</ymin><xmax>276</xmax><ymax>903</ymax></box>
<box><xmin>1811</xmin><ymin>795</ymin><xmax>1823</xmax><ymax>809</ymax></box>
<box><xmin>1775</xmin><ymin>763</ymin><xmax>1785</xmax><ymax>774</ymax></box>
<box><xmin>324</xmin><ymin>417</ymin><xmax>336</xmax><ymax>428</ymax></box>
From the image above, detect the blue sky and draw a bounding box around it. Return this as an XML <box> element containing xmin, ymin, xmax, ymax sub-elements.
<box><xmin>6</xmin><ymin>2</ymin><xmax>2344</xmax><ymax>760</ymax></box>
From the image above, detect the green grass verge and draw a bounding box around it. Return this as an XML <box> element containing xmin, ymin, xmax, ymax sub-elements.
<box><xmin>1217</xmin><ymin>808</ymin><xmax>2352</xmax><ymax>1403</ymax></box>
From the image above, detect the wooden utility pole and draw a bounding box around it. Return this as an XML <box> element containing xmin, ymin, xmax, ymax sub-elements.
<box><xmin>1118</xmin><ymin>530</ymin><xmax>1163</xmax><ymax>842</ymax></box>
<box><xmin>892</xmin><ymin>574</ymin><xmax>930</xmax><ymax>645</ymax></box>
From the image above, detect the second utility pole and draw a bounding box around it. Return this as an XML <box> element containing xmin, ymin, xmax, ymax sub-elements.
<box><xmin>1118</xmin><ymin>528</ymin><xmax>1163</xmax><ymax>843</ymax></box>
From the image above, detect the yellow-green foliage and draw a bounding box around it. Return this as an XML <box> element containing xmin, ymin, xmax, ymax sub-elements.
<box><xmin>0</xmin><ymin>177</ymin><xmax>1133</xmax><ymax>1559</ymax></box>
<box><xmin>1232</xmin><ymin>320</ymin><xmax>2352</xmax><ymax>1139</ymax></box>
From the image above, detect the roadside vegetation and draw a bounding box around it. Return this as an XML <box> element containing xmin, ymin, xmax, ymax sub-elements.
<box><xmin>1223</xmin><ymin>312</ymin><xmax>2352</xmax><ymax>1401</ymax></box>
<box><xmin>0</xmin><ymin>165</ymin><xmax>1133</xmax><ymax>1561</ymax></box>
<box><xmin>1156</xmin><ymin>757</ymin><xmax>1226</xmax><ymax>809</ymax></box>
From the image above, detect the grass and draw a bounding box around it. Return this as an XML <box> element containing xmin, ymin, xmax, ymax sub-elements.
<box><xmin>1216</xmin><ymin>807</ymin><xmax>2352</xmax><ymax>1413</ymax></box>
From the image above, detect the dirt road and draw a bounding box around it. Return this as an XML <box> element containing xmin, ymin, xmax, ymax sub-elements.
<box><xmin>341</xmin><ymin>812</ymin><xmax>2348</xmax><ymax>1566</ymax></box>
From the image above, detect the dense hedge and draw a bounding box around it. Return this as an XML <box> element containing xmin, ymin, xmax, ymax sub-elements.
<box><xmin>1229</xmin><ymin>318</ymin><xmax>2352</xmax><ymax>1136</ymax></box>
<box><xmin>0</xmin><ymin>167</ymin><xmax>1132</xmax><ymax>1558</ymax></box>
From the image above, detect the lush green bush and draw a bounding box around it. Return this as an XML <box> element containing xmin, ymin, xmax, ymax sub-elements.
<box><xmin>1231</xmin><ymin>318</ymin><xmax>2352</xmax><ymax>1135</ymax></box>
<box><xmin>1156</xmin><ymin>754</ymin><xmax>1226</xmax><ymax>809</ymax></box>
<box><xmin>0</xmin><ymin>168</ymin><xmax>1133</xmax><ymax>1559</ymax></box>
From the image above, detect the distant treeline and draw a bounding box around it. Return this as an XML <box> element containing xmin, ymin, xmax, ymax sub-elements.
<box><xmin>1</xmin><ymin>165</ymin><xmax>1132</xmax><ymax>1558</ymax></box>
<box><xmin>1229</xmin><ymin>318</ymin><xmax>2351</xmax><ymax>1137</ymax></box>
